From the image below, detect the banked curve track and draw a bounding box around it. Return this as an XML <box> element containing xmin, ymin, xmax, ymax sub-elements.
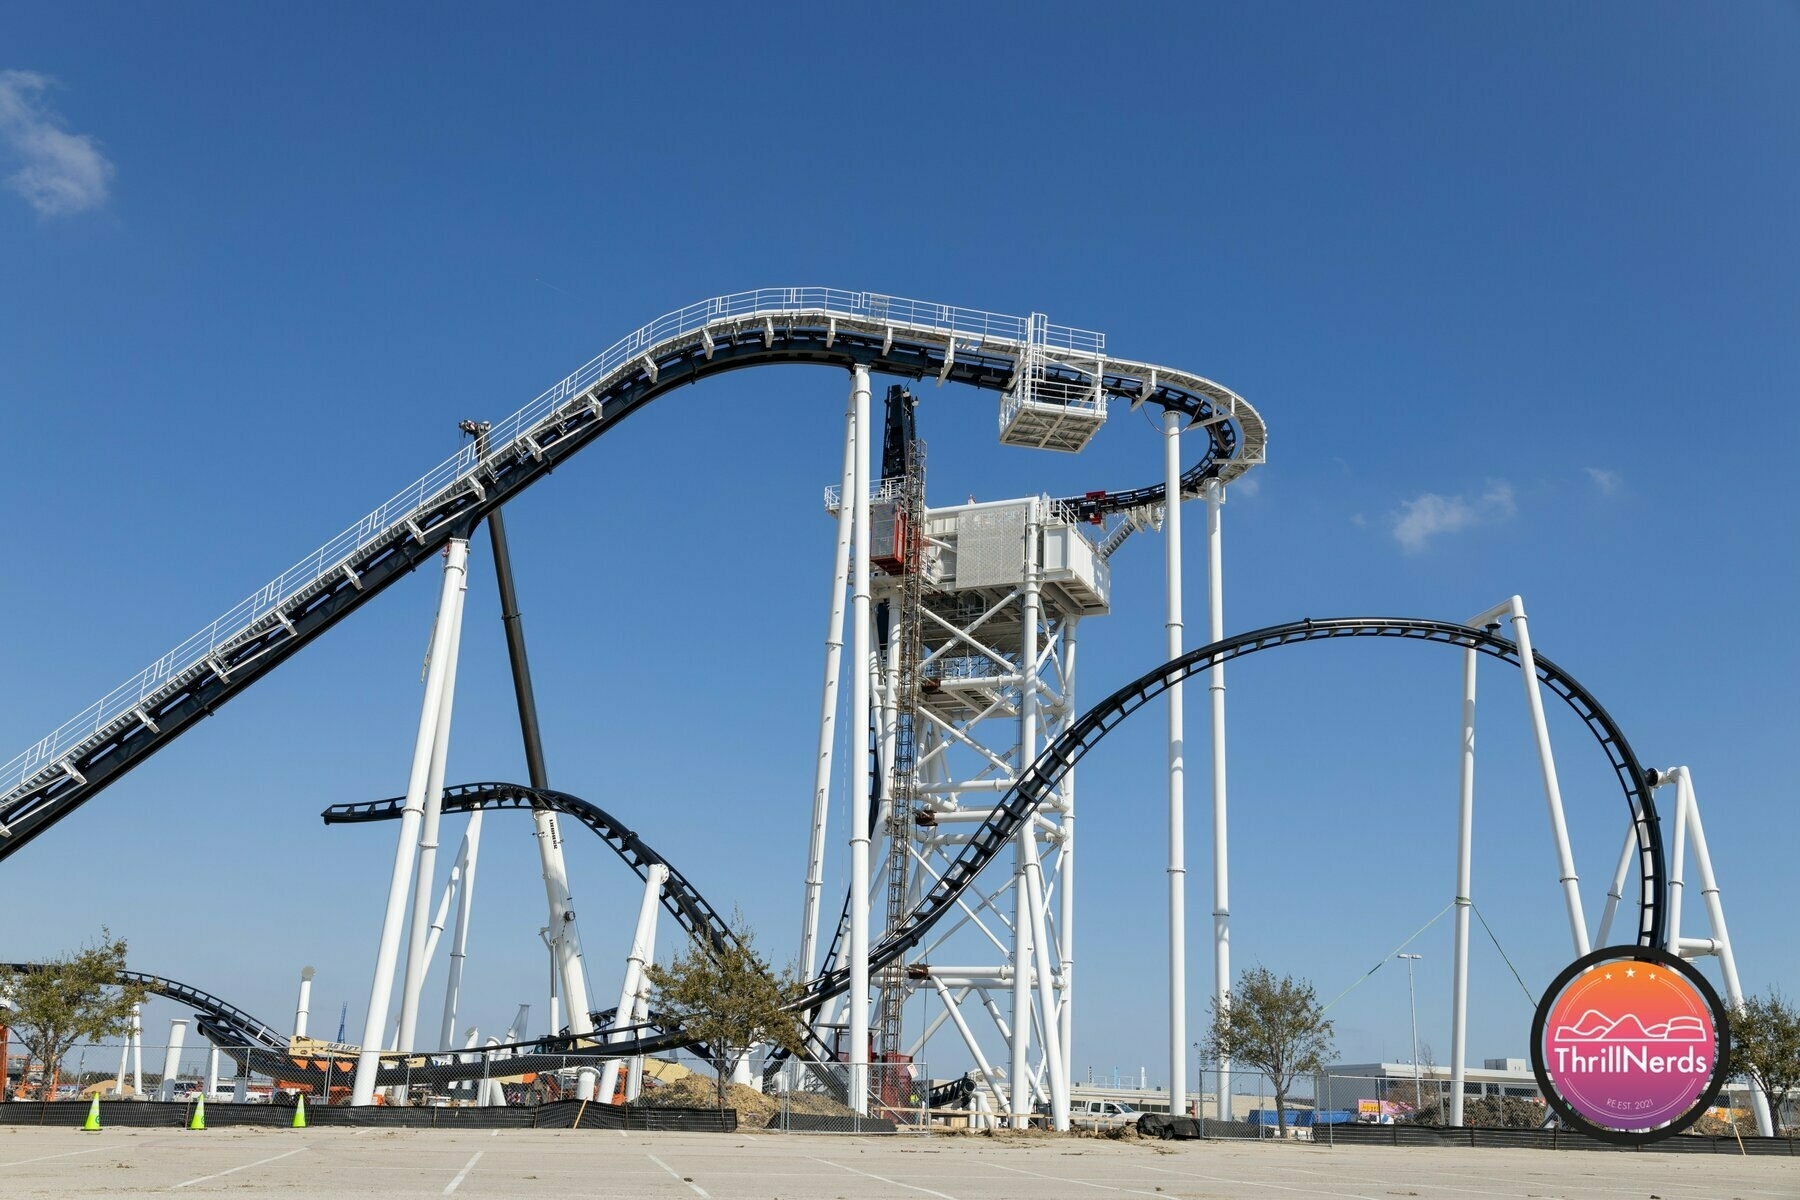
<box><xmin>0</xmin><ymin>287</ymin><xmax>1265</xmax><ymax>861</ymax></box>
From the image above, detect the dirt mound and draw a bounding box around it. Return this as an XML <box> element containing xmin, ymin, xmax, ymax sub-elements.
<box><xmin>633</xmin><ymin>1075</ymin><xmax>780</xmax><ymax>1123</ymax></box>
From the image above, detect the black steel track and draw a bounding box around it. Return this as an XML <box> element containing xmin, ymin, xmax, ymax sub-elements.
<box><xmin>0</xmin><ymin>317</ymin><xmax>1248</xmax><ymax>862</ymax></box>
<box><xmin>450</xmin><ymin>616</ymin><xmax>1664</xmax><ymax>1062</ymax></box>
<box><xmin>323</xmin><ymin>782</ymin><xmax>739</xmax><ymax>960</ymax></box>
<box><xmin>10</xmin><ymin>617</ymin><xmax>1659</xmax><ymax>1072</ymax></box>
<box><xmin>2</xmin><ymin>964</ymin><xmax>287</xmax><ymax>1050</ymax></box>
<box><xmin>785</xmin><ymin>615</ymin><xmax>1666</xmax><ymax>1019</ymax></box>
<box><xmin>322</xmin><ymin>782</ymin><xmax>838</xmax><ymax>1070</ymax></box>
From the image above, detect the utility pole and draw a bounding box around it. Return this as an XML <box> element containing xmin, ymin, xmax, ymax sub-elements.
<box><xmin>1397</xmin><ymin>953</ymin><xmax>1422</xmax><ymax>1113</ymax></box>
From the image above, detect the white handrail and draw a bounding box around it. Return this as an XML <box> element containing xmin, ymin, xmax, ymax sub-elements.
<box><xmin>0</xmin><ymin>289</ymin><xmax>1103</xmax><ymax>802</ymax></box>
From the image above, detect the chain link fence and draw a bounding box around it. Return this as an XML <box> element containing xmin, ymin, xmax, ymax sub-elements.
<box><xmin>768</xmin><ymin>1061</ymin><xmax>932</xmax><ymax>1133</ymax></box>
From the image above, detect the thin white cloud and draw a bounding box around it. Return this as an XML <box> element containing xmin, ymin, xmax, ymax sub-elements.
<box><xmin>1585</xmin><ymin>467</ymin><xmax>1623</xmax><ymax>496</ymax></box>
<box><xmin>1391</xmin><ymin>481</ymin><xmax>1515</xmax><ymax>553</ymax></box>
<box><xmin>1231</xmin><ymin>474</ymin><xmax>1261</xmax><ymax>499</ymax></box>
<box><xmin>0</xmin><ymin>70</ymin><xmax>114</xmax><ymax>216</ymax></box>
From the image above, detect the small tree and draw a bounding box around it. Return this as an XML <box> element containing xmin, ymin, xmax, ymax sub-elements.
<box><xmin>1206</xmin><ymin>966</ymin><xmax>1335</xmax><ymax>1138</ymax></box>
<box><xmin>644</xmin><ymin>915</ymin><xmax>807</xmax><ymax>1108</ymax></box>
<box><xmin>1733</xmin><ymin>988</ymin><xmax>1800</xmax><ymax>1134</ymax></box>
<box><xmin>0</xmin><ymin>930</ymin><xmax>146</xmax><ymax>1103</ymax></box>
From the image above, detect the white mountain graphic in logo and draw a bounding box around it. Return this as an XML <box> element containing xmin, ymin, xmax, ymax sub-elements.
<box><xmin>1553</xmin><ymin>1010</ymin><xmax>1706</xmax><ymax>1042</ymax></box>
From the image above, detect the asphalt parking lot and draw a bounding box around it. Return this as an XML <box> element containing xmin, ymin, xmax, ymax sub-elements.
<box><xmin>0</xmin><ymin>1126</ymin><xmax>1792</xmax><ymax>1199</ymax></box>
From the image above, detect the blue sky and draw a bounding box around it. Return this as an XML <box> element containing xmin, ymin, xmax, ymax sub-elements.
<box><xmin>2</xmin><ymin>4</ymin><xmax>1795</xmax><ymax>1088</ymax></box>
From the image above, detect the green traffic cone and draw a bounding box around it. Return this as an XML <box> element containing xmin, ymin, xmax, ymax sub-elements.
<box><xmin>82</xmin><ymin>1094</ymin><xmax>102</xmax><ymax>1132</ymax></box>
<box><xmin>292</xmin><ymin>1095</ymin><xmax>307</xmax><ymax>1129</ymax></box>
<box><xmin>189</xmin><ymin>1094</ymin><xmax>205</xmax><ymax>1131</ymax></box>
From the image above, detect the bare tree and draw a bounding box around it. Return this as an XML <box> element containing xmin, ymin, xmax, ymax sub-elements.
<box><xmin>1206</xmin><ymin>966</ymin><xmax>1335</xmax><ymax>1138</ymax></box>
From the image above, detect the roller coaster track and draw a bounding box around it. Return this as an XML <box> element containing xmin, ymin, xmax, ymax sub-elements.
<box><xmin>323</xmin><ymin>782</ymin><xmax>739</xmax><ymax>961</ymax></box>
<box><xmin>0</xmin><ymin>288</ymin><xmax>1264</xmax><ymax>861</ymax></box>
<box><xmin>14</xmin><ymin>617</ymin><xmax>1655</xmax><ymax>1076</ymax></box>
<box><xmin>781</xmin><ymin>615</ymin><xmax>1667</xmax><ymax>1025</ymax></box>
<box><xmin>322</xmin><ymin>782</ymin><xmax>837</xmax><ymax>1072</ymax></box>
<box><xmin>3</xmin><ymin>964</ymin><xmax>287</xmax><ymax>1049</ymax></box>
<box><xmin>521</xmin><ymin>615</ymin><xmax>1658</xmax><ymax>1062</ymax></box>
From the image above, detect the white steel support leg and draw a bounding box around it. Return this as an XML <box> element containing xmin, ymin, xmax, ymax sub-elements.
<box><xmin>158</xmin><ymin>1019</ymin><xmax>187</xmax><ymax>1101</ymax></box>
<box><xmin>130</xmin><ymin>1008</ymin><xmax>142</xmax><ymax>1096</ymax></box>
<box><xmin>1665</xmin><ymin>776</ymin><xmax>1690</xmax><ymax>954</ymax></box>
<box><xmin>1204</xmin><ymin>475</ymin><xmax>1228</xmax><ymax>1119</ymax></box>
<box><xmin>353</xmin><ymin>537</ymin><xmax>469</xmax><ymax>1105</ymax></box>
<box><xmin>847</xmin><ymin>363</ymin><xmax>873</xmax><ymax>1114</ymax></box>
<box><xmin>1009</xmin><ymin>871</ymin><xmax>1033</xmax><ymax>1126</ymax></box>
<box><xmin>1057</xmin><ymin>620</ymin><xmax>1078</xmax><ymax>1105</ymax></box>
<box><xmin>1449</xmin><ymin>644</ymin><xmax>1476</xmax><ymax>1127</ymax></box>
<box><xmin>1023</xmin><ymin>833</ymin><xmax>1068</xmax><ymax>1129</ymax></box>
<box><xmin>1163</xmin><ymin>410</ymin><xmax>1188</xmax><ymax>1119</ymax></box>
<box><xmin>532</xmin><ymin>806</ymin><xmax>593</xmax><ymax>1038</ymax></box>
<box><xmin>399</xmin><ymin>546</ymin><xmax>470</xmax><ymax>1052</ymax></box>
<box><xmin>1670</xmin><ymin>768</ymin><xmax>1773</xmax><ymax>1135</ymax></box>
<box><xmin>1594</xmin><ymin>821</ymin><xmax>1638</xmax><ymax>948</ymax></box>
<box><xmin>629</xmin><ymin>970</ymin><xmax>654</xmax><ymax>1098</ymax></box>
<box><xmin>600</xmin><ymin>863</ymin><xmax>668</xmax><ymax>1105</ymax></box>
<box><xmin>294</xmin><ymin>967</ymin><xmax>314</xmax><ymax>1039</ymax></box>
<box><xmin>115</xmin><ymin>1009</ymin><xmax>132</xmax><ymax>1095</ymax></box>
<box><xmin>420</xmin><ymin>844</ymin><xmax>462</xmax><ymax>978</ymax></box>
<box><xmin>439</xmin><ymin>810</ymin><xmax>485</xmax><ymax>1051</ymax></box>
<box><xmin>1012</xmin><ymin>511</ymin><xmax>1043</xmax><ymax>1127</ymax></box>
<box><xmin>1503</xmin><ymin>596</ymin><xmax>1590</xmax><ymax>957</ymax></box>
<box><xmin>205</xmin><ymin>1045</ymin><xmax>220</xmax><ymax>1097</ymax></box>
<box><xmin>931</xmin><ymin>978</ymin><xmax>1008</xmax><ymax>1116</ymax></box>
<box><xmin>801</xmin><ymin>392</ymin><xmax>859</xmax><ymax>980</ymax></box>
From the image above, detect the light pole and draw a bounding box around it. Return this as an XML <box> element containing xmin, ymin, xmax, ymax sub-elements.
<box><xmin>1396</xmin><ymin>953</ymin><xmax>1422</xmax><ymax>1115</ymax></box>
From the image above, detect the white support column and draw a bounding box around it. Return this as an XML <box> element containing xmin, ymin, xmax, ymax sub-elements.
<box><xmin>420</xmin><ymin>845</ymin><xmax>462</xmax><ymax>976</ymax></box>
<box><xmin>1670</xmin><ymin>768</ymin><xmax>1774</xmax><ymax>1136</ymax></box>
<box><xmin>1012</xmin><ymin>507</ymin><xmax>1043</xmax><ymax>1127</ymax></box>
<box><xmin>158</xmin><ymin>1019</ymin><xmax>187</xmax><ymax>1101</ymax></box>
<box><xmin>848</xmin><ymin>363</ymin><xmax>873</xmax><ymax>1114</ymax></box>
<box><xmin>1449</xmin><ymin>644</ymin><xmax>1476</xmax><ymax>1127</ymax></box>
<box><xmin>1594</xmin><ymin>822</ymin><xmax>1639</xmax><ymax>948</ymax></box>
<box><xmin>398</xmin><ymin>541</ymin><xmax>469</xmax><ymax>1053</ymax></box>
<box><xmin>1665</xmin><ymin>775</ymin><xmax>1690</xmax><ymax>954</ymax></box>
<box><xmin>294</xmin><ymin>966</ymin><xmax>315</xmax><ymax>1039</ymax></box>
<box><xmin>439</xmin><ymin>810</ymin><xmax>485</xmax><ymax>1051</ymax></box>
<box><xmin>930</xmin><ymin>978</ymin><xmax>1008</xmax><ymax>1116</ymax></box>
<box><xmin>115</xmin><ymin>1010</ymin><xmax>132</xmax><ymax>1096</ymax></box>
<box><xmin>1503</xmin><ymin>596</ymin><xmax>1590</xmax><ymax>957</ymax></box>
<box><xmin>205</xmin><ymin>1045</ymin><xmax>220</xmax><ymax>1097</ymax></box>
<box><xmin>625</xmin><ymin>977</ymin><xmax>652</xmax><ymax>1101</ymax></box>
<box><xmin>1057</xmin><ymin>620</ymin><xmax>1078</xmax><ymax>1105</ymax></box>
<box><xmin>352</xmin><ymin>537</ymin><xmax>469</xmax><ymax>1105</ymax></box>
<box><xmin>1009</xmin><ymin>876</ymin><xmax>1033</xmax><ymax>1125</ymax></box>
<box><xmin>532</xmin><ymin>808</ymin><xmax>593</xmax><ymax>1038</ymax></box>
<box><xmin>600</xmin><ymin>863</ymin><xmax>668</xmax><ymax>1105</ymax></box>
<box><xmin>1022</xmin><ymin>832</ymin><xmax>1068</xmax><ymax>1129</ymax></box>
<box><xmin>1204</xmin><ymin>475</ymin><xmax>1229</xmax><ymax>1119</ymax></box>
<box><xmin>801</xmin><ymin>391</ymin><xmax>859</xmax><ymax>980</ymax></box>
<box><xmin>1163</xmin><ymin>410</ymin><xmax>1188</xmax><ymax>1119</ymax></box>
<box><xmin>130</xmin><ymin>1007</ymin><xmax>142</xmax><ymax>1096</ymax></box>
